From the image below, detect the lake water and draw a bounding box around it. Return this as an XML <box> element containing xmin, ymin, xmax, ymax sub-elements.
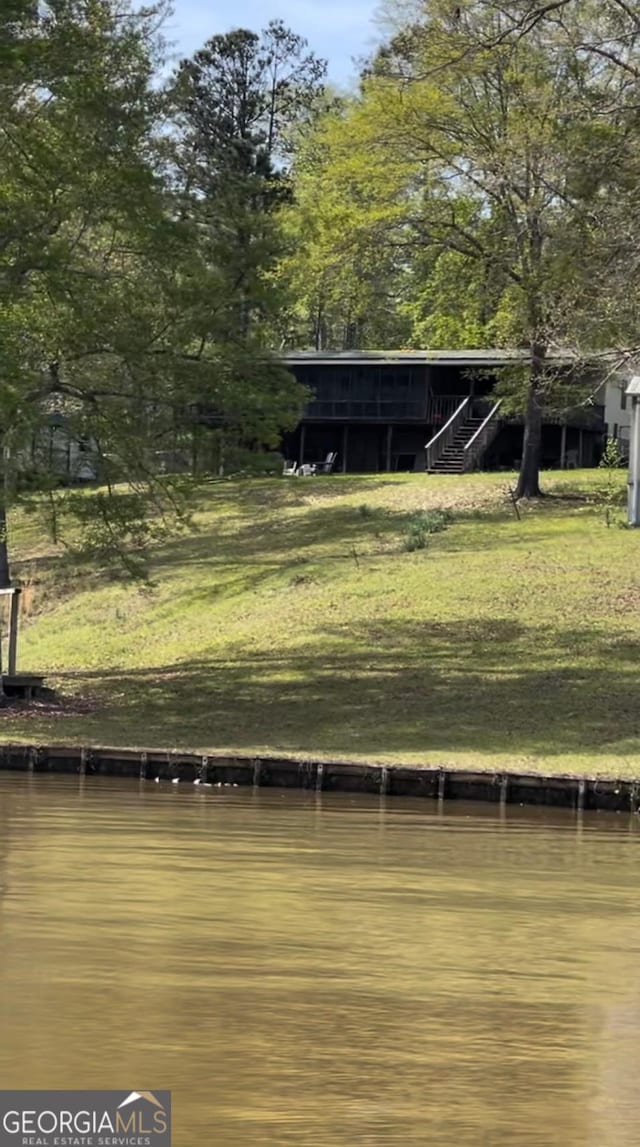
<box><xmin>1</xmin><ymin>774</ymin><xmax>640</xmax><ymax>1146</ymax></box>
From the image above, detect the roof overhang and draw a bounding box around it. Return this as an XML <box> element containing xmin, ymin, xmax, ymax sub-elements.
<box><xmin>282</xmin><ymin>349</ymin><xmax>578</xmax><ymax>367</ymax></box>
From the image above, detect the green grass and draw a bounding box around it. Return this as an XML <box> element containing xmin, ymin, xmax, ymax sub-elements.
<box><xmin>2</xmin><ymin>467</ymin><xmax>639</xmax><ymax>778</ymax></box>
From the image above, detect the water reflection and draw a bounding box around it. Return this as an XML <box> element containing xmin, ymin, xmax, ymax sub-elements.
<box><xmin>0</xmin><ymin>775</ymin><xmax>640</xmax><ymax>1145</ymax></box>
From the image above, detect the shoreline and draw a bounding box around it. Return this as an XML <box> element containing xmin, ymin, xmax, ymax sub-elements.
<box><xmin>0</xmin><ymin>743</ymin><xmax>638</xmax><ymax>814</ymax></box>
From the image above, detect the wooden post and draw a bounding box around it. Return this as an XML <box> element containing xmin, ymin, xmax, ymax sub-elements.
<box><xmin>560</xmin><ymin>423</ymin><xmax>567</xmax><ymax>469</ymax></box>
<box><xmin>218</xmin><ymin>431</ymin><xmax>225</xmax><ymax>478</ymax></box>
<box><xmin>8</xmin><ymin>588</ymin><xmax>20</xmax><ymax>676</ymax></box>
<box><xmin>300</xmin><ymin>424</ymin><xmax>306</xmax><ymax>465</ymax></box>
<box><xmin>386</xmin><ymin>425</ymin><xmax>393</xmax><ymax>472</ymax></box>
<box><xmin>627</xmin><ymin>382</ymin><xmax>640</xmax><ymax>525</ymax></box>
<box><xmin>341</xmin><ymin>425</ymin><xmax>348</xmax><ymax>473</ymax></box>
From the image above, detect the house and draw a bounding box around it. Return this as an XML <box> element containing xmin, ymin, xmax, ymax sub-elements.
<box><xmin>22</xmin><ymin>351</ymin><xmax>621</xmax><ymax>483</ymax></box>
<box><xmin>20</xmin><ymin>411</ymin><xmax>98</xmax><ymax>484</ymax></box>
<box><xmin>281</xmin><ymin>350</ymin><xmax>606</xmax><ymax>474</ymax></box>
<box><xmin>603</xmin><ymin>378</ymin><xmax>631</xmax><ymax>459</ymax></box>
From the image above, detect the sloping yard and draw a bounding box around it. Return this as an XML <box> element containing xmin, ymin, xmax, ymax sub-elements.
<box><xmin>2</xmin><ymin>468</ymin><xmax>638</xmax><ymax>778</ymax></box>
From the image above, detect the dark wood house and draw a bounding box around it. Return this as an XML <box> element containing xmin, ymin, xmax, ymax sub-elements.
<box><xmin>281</xmin><ymin>350</ymin><xmax>605</xmax><ymax>474</ymax></box>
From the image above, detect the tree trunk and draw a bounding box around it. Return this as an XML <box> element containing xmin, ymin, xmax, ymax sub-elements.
<box><xmin>515</xmin><ymin>340</ymin><xmax>546</xmax><ymax>499</ymax></box>
<box><xmin>0</xmin><ymin>441</ymin><xmax>11</xmax><ymax>588</ymax></box>
<box><xmin>0</xmin><ymin>503</ymin><xmax>11</xmax><ymax>589</ymax></box>
<box><xmin>191</xmin><ymin>425</ymin><xmax>199</xmax><ymax>477</ymax></box>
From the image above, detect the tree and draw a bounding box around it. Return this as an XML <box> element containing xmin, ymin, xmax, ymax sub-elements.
<box><xmin>157</xmin><ymin>23</ymin><xmax>327</xmax><ymax>472</ymax></box>
<box><xmin>170</xmin><ymin>22</ymin><xmax>325</xmax><ymax>333</ymax></box>
<box><xmin>278</xmin><ymin>88</ymin><xmax>416</xmax><ymax>351</ymax></box>
<box><xmin>0</xmin><ymin>6</ymin><xmax>315</xmax><ymax>583</ymax></box>
<box><xmin>278</xmin><ymin>175</ymin><xmax>412</xmax><ymax>350</ymax></box>
<box><xmin>0</xmin><ymin>0</ymin><xmax>185</xmax><ymax>582</ymax></box>
<box><xmin>292</xmin><ymin>2</ymin><xmax>632</xmax><ymax>494</ymax></box>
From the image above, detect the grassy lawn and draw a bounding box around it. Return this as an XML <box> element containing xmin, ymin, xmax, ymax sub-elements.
<box><xmin>1</xmin><ymin>467</ymin><xmax>639</xmax><ymax>778</ymax></box>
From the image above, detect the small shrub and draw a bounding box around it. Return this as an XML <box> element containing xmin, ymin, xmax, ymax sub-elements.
<box><xmin>357</xmin><ymin>503</ymin><xmax>376</xmax><ymax>519</ymax></box>
<box><xmin>402</xmin><ymin>507</ymin><xmax>453</xmax><ymax>552</ymax></box>
<box><xmin>408</xmin><ymin>509</ymin><xmax>454</xmax><ymax>534</ymax></box>
<box><xmin>417</xmin><ymin>508</ymin><xmax>454</xmax><ymax>533</ymax></box>
<box><xmin>594</xmin><ymin>439</ymin><xmax>626</xmax><ymax>527</ymax></box>
<box><xmin>403</xmin><ymin>523</ymin><xmax>429</xmax><ymax>552</ymax></box>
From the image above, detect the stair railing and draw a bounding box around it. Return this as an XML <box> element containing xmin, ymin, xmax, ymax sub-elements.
<box><xmin>425</xmin><ymin>397</ymin><xmax>470</xmax><ymax>471</ymax></box>
<box><xmin>462</xmin><ymin>400</ymin><xmax>503</xmax><ymax>472</ymax></box>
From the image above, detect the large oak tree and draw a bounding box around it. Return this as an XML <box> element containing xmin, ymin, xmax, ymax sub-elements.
<box><xmin>289</xmin><ymin>0</ymin><xmax>635</xmax><ymax>494</ymax></box>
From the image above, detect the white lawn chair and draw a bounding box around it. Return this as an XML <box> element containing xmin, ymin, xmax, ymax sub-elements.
<box><xmin>283</xmin><ymin>460</ymin><xmax>298</xmax><ymax>476</ymax></box>
<box><xmin>315</xmin><ymin>451</ymin><xmax>337</xmax><ymax>474</ymax></box>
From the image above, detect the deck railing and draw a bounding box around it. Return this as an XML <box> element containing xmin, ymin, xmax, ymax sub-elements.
<box><xmin>425</xmin><ymin>397</ymin><xmax>470</xmax><ymax>471</ymax></box>
<box><xmin>304</xmin><ymin>394</ymin><xmax>470</xmax><ymax>423</ymax></box>
<box><xmin>462</xmin><ymin>400</ymin><xmax>503</xmax><ymax>472</ymax></box>
<box><xmin>427</xmin><ymin>395</ymin><xmax>469</xmax><ymax>425</ymax></box>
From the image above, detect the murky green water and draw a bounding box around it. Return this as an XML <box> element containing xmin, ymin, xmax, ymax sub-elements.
<box><xmin>1</xmin><ymin>775</ymin><xmax>640</xmax><ymax>1146</ymax></box>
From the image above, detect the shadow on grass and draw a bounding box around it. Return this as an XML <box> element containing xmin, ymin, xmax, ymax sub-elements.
<box><xmin>151</xmin><ymin>497</ymin><xmax>576</xmax><ymax>586</ymax></box>
<box><xmin>194</xmin><ymin>474</ymin><xmax>405</xmax><ymax>514</ymax></box>
<box><xmin>13</xmin><ymin>477</ymin><xmax>581</xmax><ymax>604</ymax></box>
<box><xmin>13</xmin><ymin>480</ymin><xmax>423</xmax><ymax>587</ymax></box>
<box><xmin>16</xmin><ymin>618</ymin><xmax>640</xmax><ymax>765</ymax></box>
<box><xmin>155</xmin><ymin>503</ymin><xmax>385</xmax><ymax>560</ymax></box>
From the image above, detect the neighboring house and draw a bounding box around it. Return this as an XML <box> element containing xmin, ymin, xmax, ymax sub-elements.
<box><xmin>602</xmin><ymin>379</ymin><xmax>631</xmax><ymax>459</ymax></box>
<box><xmin>281</xmin><ymin>350</ymin><xmax>606</xmax><ymax>474</ymax></box>
<box><xmin>20</xmin><ymin>412</ymin><xmax>98</xmax><ymax>484</ymax></box>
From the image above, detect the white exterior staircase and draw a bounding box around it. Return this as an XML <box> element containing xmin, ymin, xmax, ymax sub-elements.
<box><xmin>426</xmin><ymin>399</ymin><xmax>503</xmax><ymax>474</ymax></box>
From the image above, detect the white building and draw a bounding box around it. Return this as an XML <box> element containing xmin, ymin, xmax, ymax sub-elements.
<box><xmin>603</xmin><ymin>378</ymin><xmax>631</xmax><ymax>458</ymax></box>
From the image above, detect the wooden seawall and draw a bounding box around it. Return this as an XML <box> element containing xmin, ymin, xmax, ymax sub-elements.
<box><xmin>0</xmin><ymin>744</ymin><xmax>637</xmax><ymax>814</ymax></box>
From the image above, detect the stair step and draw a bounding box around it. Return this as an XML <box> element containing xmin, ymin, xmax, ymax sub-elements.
<box><xmin>428</xmin><ymin>410</ymin><xmax>501</xmax><ymax>474</ymax></box>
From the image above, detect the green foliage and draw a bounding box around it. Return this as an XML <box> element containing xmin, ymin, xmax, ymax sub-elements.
<box><xmin>56</xmin><ymin>486</ymin><xmax>191</xmax><ymax>581</ymax></box>
<box><xmin>403</xmin><ymin>507</ymin><xmax>453</xmax><ymax>551</ymax></box>
<box><xmin>594</xmin><ymin>438</ymin><xmax>626</xmax><ymax>527</ymax></box>
<box><xmin>414</xmin><ymin>508</ymin><xmax>454</xmax><ymax>533</ymax></box>
<box><xmin>0</xmin><ymin>0</ymin><xmax>187</xmax><ymax>578</ymax></box>
<box><xmin>278</xmin><ymin>93</ymin><xmax>414</xmax><ymax>350</ymax></box>
<box><xmin>221</xmin><ymin>449</ymin><xmax>285</xmax><ymax>477</ymax></box>
<box><xmin>284</xmin><ymin>0</ymin><xmax>640</xmax><ymax>493</ymax></box>
<box><xmin>403</xmin><ymin>523</ymin><xmax>429</xmax><ymax>552</ymax></box>
<box><xmin>0</xmin><ymin>4</ymin><xmax>321</xmax><ymax>580</ymax></box>
<box><xmin>359</xmin><ymin>503</ymin><xmax>383</xmax><ymax>520</ymax></box>
<box><xmin>9</xmin><ymin>0</ymin><xmax>640</xmax><ymax>580</ymax></box>
<box><xmin>599</xmin><ymin>437</ymin><xmax>624</xmax><ymax>472</ymax></box>
<box><xmin>170</xmin><ymin>21</ymin><xmax>325</xmax><ymax>345</ymax></box>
